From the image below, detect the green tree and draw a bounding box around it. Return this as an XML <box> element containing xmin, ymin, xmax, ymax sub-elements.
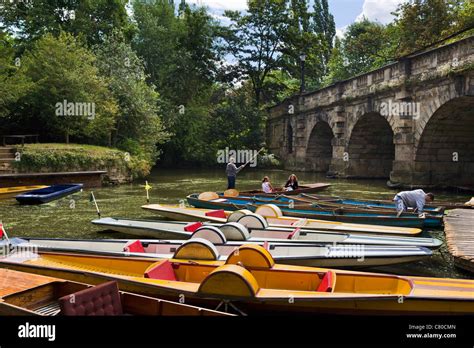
<box><xmin>13</xmin><ymin>32</ymin><xmax>117</xmax><ymax>144</ymax></box>
<box><xmin>393</xmin><ymin>0</ymin><xmax>473</xmax><ymax>55</ymax></box>
<box><xmin>132</xmin><ymin>0</ymin><xmax>222</xmax><ymax>165</ymax></box>
<box><xmin>224</xmin><ymin>0</ymin><xmax>288</xmax><ymax>107</ymax></box>
<box><xmin>0</xmin><ymin>32</ymin><xmax>32</xmax><ymax>121</ymax></box>
<box><xmin>0</xmin><ymin>0</ymin><xmax>132</xmax><ymax>47</ymax></box>
<box><xmin>95</xmin><ymin>30</ymin><xmax>169</xmax><ymax>163</ymax></box>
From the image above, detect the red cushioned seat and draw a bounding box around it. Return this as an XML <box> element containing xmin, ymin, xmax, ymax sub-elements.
<box><xmin>144</xmin><ymin>260</ymin><xmax>177</xmax><ymax>281</ymax></box>
<box><xmin>205</xmin><ymin>209</ymin><xmax>226</xmax><ymax>218</ymax></box>
<box><xmin>59</xmin><ymin>281</ymin><xmax>123</xmax><ymax>316</ymax></box>
<box><xmin>184</xmin><ymin>222</ymin><xmax>203</xmax><ymax>232</ymax></box>
<box><xmin>123</xmin><ymin>240</ymin><xmax>145</xmax><ymax>253</ymax></box>
<box><xmin>317</xmin><ymin>272</ymin><xmax>335</xmax><ymax>292</ymax></box>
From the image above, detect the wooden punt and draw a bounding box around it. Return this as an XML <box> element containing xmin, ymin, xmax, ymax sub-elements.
<box><xmin>240</xmin><ymin>183</ymin><xmax>331</xmax><ymax>196</ymax></box>
<box><xmin>186</xmin><ymin>194</ymin><xmax>440</xmax><ymax>228</ymax></box>
<box><xmin>301</xmin><ymin>193</ymin><xmax>470</xmax><ymax>211</ymax></box>
<box><xmin>6</xmin><ymin>236</ymin><xmax>433</xmax><ymax>268</ymax></box>
<box><xmin>15</xmin><ymin>184</ymin><xmax>83</xmax><ymax>204</ymax></box>
<box><xmin>0</xmin><ymin>185</ymin><xmax>48</xmax><ymax>199</ymax></box>
<box><xmin>0</xmin><ymin>244</ymin><xmax>472</xmax><ymax>315</ymax></box>
<box><xmin>91</xmin><ymin>217</ymin><xmax>442</xmax><ymax>248</ymax></box>
<box><xmin>141</xmin><ymin>204</ymin><xmax>423</xmax><ymax>235</ymax></box>
<box><xmin>0</xmin><ymin>268</ymin><xmax>231</xmax><ymax>316</ymax></box>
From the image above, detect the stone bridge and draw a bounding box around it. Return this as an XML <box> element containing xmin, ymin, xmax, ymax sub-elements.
<box><xmin>266</xmin><ymin>36</ymin><xmax>474</xmax><ymax>188</ymax></box>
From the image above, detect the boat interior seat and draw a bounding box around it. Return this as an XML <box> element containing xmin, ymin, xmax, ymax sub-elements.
<box><xmin>205</xmin><ymin>209</ymin><xmax>227</xmax><ymax>218</ymax></box>
<box><xmin>317</xmin><ymin>271</ymin><xmax>336</xmax><ymax>293</ymax></box>
<box><xmin>144</xmin><ymin>260</ymin><xmax>178</xmax><ymax>281</ymax></box>
<box><xmin>123</xmin><ymin>240</ymin><xmax>145</xmax><ymax>253</ymax></box>
<box><xmin>59</xmin><ymin>281</ymin><xmax>123</xmax><ymax>316</ymax></box>
<box><xmin>184</xmin><ymin>222</ymin><xmax>203</xmax><ymax>232</ymax></box>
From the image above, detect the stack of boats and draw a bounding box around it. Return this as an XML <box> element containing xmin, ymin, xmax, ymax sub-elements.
<box><xmin>1</xmin><ymin>186</ymin><xmax>473</xmax><ymax>315</ymax></box>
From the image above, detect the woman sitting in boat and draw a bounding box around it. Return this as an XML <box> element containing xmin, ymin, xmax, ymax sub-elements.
<box><xmin>262</xmin><ymin>176</ymin><xmax>274</xmax><ymax>193</ymax></box>
<box><xmin>284</xmin><ymin>174</ymin><xmax>299</xmax><ymax>192</ymax></box>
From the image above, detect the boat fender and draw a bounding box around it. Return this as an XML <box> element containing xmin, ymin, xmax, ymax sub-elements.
<box><xmin>223</xmin><ymin>189</ymin><xmax>239</xmax><ymax>197</ymax></box>
<box><xmin>226</xmin><ymin>244</ymin><xmax>275</xmax><ymax>269</ymax></box>
<box><xmin>198</xmin><ymin>264</ymin><xmax>259</xmax><ymax>298</ymax></box>
<box><xmin>173</xmin><ymin>238</ymin><xmax>219</xmax><ymax>260</ymax></box>
<box><xmin>219</xmin><ymin>222</ymin><xmax>250</xmax><ymax>241</ymax></box>
<box><xmin>237</xmin><ymin>213</ymin><xmax>269</xmax><ymax>229</ymax></box>
<box><xmin>198</xmin><ymin>192</ymin><xmax>219</xmax><ymax>201</ymax></box>
<box><xmin>192</xmin><ymin>226</ymin><xmax>227</xmax><ymax>244</ymax></box>
<box><xmin>226</xmin><ymin>209</ymin><xmax>253</xmax><ymax>222</ymax></box>
<box><xmin>255</xmin><ymin>204</ymin><xmax>283</xmax><ymax>218</ymax></box>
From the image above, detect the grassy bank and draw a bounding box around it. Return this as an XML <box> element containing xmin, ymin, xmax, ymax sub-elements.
<box><xmin>12</xmin><ymin>143</ymin><xmax>152</xmax><ymax>182</ymax></box>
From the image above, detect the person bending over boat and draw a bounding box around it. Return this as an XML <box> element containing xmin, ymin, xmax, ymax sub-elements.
<box><xmin>226</xmin><ymin>157</ymin><xmax>244</xmax><ymax>189</ymax></box>
<box><xmin>262</xmin><ymin>176</ymin><xmax>274</xmax><ymax>193</ymax></box>
<box><xmin>393</xmin><ymin>189</ymin><xmax>434</xmax><ymax>218</ymax></box>
<box><xmin>284</xmin><ymin>174</ymin><xmax>299</xmax><ymax>192</ymax></box>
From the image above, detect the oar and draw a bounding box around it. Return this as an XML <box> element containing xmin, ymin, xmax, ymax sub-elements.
<box><xmin>90</xmin><ymin>191</ymin><xmax>101</xmax><ymax>218</ymax></box>
<box><xmin>240</xmin><ymin>147</ymin><xmax>265</xmax><ymax>170</ymax></box>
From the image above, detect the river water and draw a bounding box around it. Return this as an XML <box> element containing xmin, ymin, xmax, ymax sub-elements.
<box><xmin>1</xmin><ymin>168</ymin><xmax>473</xmax><ymax>279</ymax></box>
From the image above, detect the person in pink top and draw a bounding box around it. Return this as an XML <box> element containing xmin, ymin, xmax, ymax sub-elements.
<box><xmin>261</xmin><ymin>176</ymin><xmax>274</xmax><ymax>193</ymax></box>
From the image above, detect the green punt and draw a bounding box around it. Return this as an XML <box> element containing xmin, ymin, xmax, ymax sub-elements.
<box><xmin>186</xmin><ymin>194</ymin><xmax>441</xmax><ymax>228</ymax></box>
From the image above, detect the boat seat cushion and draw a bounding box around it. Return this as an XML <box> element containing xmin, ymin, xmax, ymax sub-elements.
<box><xmin>123</xmin><ymin>240</ymin><xmax>145</xmax><ymax>253</ymax></box>
<box><xmin>317</xmin><ymin>271</ymin><xmax>335</xmax><ymax>292</ymax></box>
<box><xmin>59</xmin><ymin>281</ymin><xmax>123</xmax><ymax>316</ymax></box>
<box><xmin>205</xmin><ymin>209</ymin><xmax>227</xmax><ymax>218</ymax></box>
<box><xmin>144</xmin><ymin>260</ymin><xmax>177</xmax><ymax>281</ymax></box>
<box><xmin>184</xmin><ymin>222</ymin><xmax>203</xmax><ymax>232</ymax></box>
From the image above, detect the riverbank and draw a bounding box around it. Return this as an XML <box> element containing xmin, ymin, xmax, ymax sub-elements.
<box><xmin>9</xmin><ymin>143</ymin><xmax>151</xmax><ymax>185</ymax></box>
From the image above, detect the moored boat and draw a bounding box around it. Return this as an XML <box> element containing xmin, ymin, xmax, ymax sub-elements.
<box><xmin>141</xmin><ymin>204</ymin><xmax>423</xmax><ymax>235</ymax></box>
<box><xmin>91</xmin><ymin>216</ymin><xmax>442</xmax><ymax>248</ymax></box>
<box><xmin>0</xmin><ymin>185</ymin><xmax>48</xmax><ymax>200</ymax></box>
<box><xmin>0</xmin><ymin>268</ymin><xmax>230</xmax><ymax>316</ymax></box>
<box><xmin>6</xmin><ymin>235</ymin><xmax>434</xmax><ymax>268</ymax></box>
<box><xmin>186</xmin><ymin>193</ymin><xmax>441</xmax><ymax>228</ymax></box>
<box><xmin>15</xmin><ymin>184</ymin><xmax>83</xmax><ymax>204</ymax></box>
<box><xmin>239</xmin><ymin>183</ymin><xmax>331</xmax><ymax>196</ymax></box>
<box><xmin>0</xmin><ymin>244</ymin><xmax>472</xmax><ymax>315</ymax></box>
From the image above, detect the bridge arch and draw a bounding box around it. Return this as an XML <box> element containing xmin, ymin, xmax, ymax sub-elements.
<box><xmin>346</xmin><ymin>112</ymin><xmax>395</xmax><ymax>178</ymax></box>
<box><xmin>306</xmin><ymin>121</ymin><xmax>334</xmax><ymax>172</ymax></box>
<box><xmin>414</xmin><ymin>96</ymin><xmax>474</xmax><ymax>186</ymax></box>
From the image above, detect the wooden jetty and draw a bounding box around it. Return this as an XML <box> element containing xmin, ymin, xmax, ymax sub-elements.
<box><xmin>444</xmin><ymin>209</ymin><xmax>474</xmax><ymax>273</ymax></box>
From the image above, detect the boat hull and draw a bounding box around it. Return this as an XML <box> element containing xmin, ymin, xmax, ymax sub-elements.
<box><xmin>240</xmin><ymin>183</ymin><xmax>331</xmax><ymax>196</ymax></box>
<box><xmin>187</xmin><ymin>195</ymin><xmax>431</xmax><ymax>228</ymax></box>
<box><xmin>0</xmin><ymin>185</ymin><xmax>48</xmax><ymax>199</ymax></box>
<box><xmin>141</xmin><ymin>204</ymin><xmax>423</xmax><ymax>235</ymax></box>
<box><xmin>0</xmin><ymin>254</ymin><xmax>472</xmax><ymax>315</ymax></box>
<box><xmin>91</xmin><ymin>218</ymin><xmax>442</xmax><ymax>248</ymax></box>
<box><xmin>15</xmin><ymin>184</ymin><xmax>83</xmax><ymax>204</ymax></box>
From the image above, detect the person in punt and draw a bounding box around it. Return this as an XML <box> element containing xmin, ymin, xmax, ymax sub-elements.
<box><xmin>262</xmin><ymin>176</ymin><xmax>274</xmax><ymax>193</ymax></box>
<box><xmin>226</xmin><ymin>157</ymin><xmax>244</xmax><ymax>189</ymax></box>
<box><xmin>284</xmin><ymin>174</ymin><xmax>299</xmax><ymax>192</ymax></box>
<box><xmin>393</xmin><ymin>189</ymin><xmax>434</xmax><ymax>218</ymax></box>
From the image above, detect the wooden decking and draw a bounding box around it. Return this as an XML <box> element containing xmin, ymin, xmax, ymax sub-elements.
<box><xmin>444</xmin><ymin>209</ymin><xmax>474</xmax><ymax>273</ymax></box>
<box><xmin>0</xmin><ymin>269</ymin><xmax>58</xmax><ymax>298</ymax></box>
